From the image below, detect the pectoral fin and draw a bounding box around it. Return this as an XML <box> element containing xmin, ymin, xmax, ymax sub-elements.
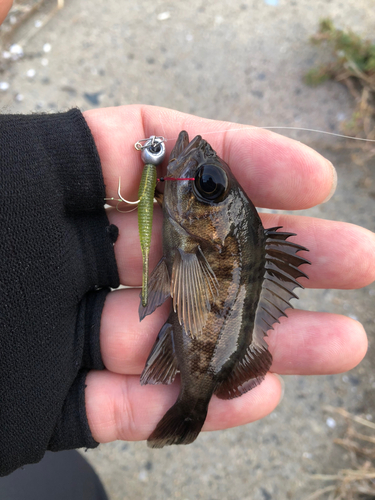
<box><xmin>139</xmin><ymin>257</ymin><xmax>170</xmax><ymax>321</ymax></box>
<box><xmin>140</xmin><ymin>323</ymin><xmax>179</xmax><ymax>385</ymax></box>
<box><xmin>171</xmin><ymin>247</ymin><xmax>219</xmax><ymax>338</ymax></box>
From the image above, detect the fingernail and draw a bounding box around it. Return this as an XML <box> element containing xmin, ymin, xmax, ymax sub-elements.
<box><xmin>273</xmin><ymin>373</ymin><xmax>285</xmax><ymax>404</ymax></box>
<box><xmin>322</xmin><ymin>161</ymin><xmax>337</xmax><ymax>203</ymax></box>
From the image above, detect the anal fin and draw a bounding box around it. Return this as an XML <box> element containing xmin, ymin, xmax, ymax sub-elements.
<box><xmin>140</xmin><ymin>323</ymin><xmax>179</xmax><ymax>385</ymax></box>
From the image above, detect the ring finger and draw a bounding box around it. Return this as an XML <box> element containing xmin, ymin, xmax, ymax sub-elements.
<box><xmin>100</xmin><ymin>288</ymin><xmax>368</xmax><ymax>376</ymax></box>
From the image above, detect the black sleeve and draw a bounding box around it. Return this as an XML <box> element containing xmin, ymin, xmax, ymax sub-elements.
<box><xmin>0</xmin><ymin>109</ymin><xmax>120</xmax><ymax>476</ymax></box>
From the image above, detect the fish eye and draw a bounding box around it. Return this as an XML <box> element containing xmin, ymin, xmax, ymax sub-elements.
<box><xmin>193</xmin><ymin>164</ymin><xmax>229</xmax><ymax>203</ymax></box>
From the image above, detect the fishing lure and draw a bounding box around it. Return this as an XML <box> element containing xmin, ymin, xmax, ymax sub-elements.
<box><xmin>135</xmin><ymin>136</ymin><xmax>166</xmax><ymax>307</ymax></box>
<box><xmin>105</xmin><ymin>135</ymin><xmax>194</xmax><ymax>307</ymax></box>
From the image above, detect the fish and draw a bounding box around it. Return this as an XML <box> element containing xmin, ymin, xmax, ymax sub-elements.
<box><xmin>138</xmin><ymin>131</ymin><xmax>310</xmax><ymax>448</ymax></box>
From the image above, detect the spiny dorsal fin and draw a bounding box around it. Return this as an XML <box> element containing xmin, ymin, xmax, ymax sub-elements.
<box><xmin>215</xmin><ymin>227</ymin><xmax>309</xmax><ymax>400</ymax></box>
<box><xmin>171</xmin><ymin>247</ymin><xmax>219</xmax><ymax>339</ymax></box>
<box><xmin>140</xmin><ymin>323</ymin><xmax>179</xmax><ymax>385</ymax></box>
<box><xmin>252</xmin><ymin>226</ymin><xmax>310</xmax><ymax>348</ymax></box>
<box><xmin>139</xmin><ymin>257</ymin><xmax>170</xmax><ymax>321</ymax></box>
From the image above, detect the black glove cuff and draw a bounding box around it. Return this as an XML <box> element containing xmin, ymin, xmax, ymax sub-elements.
<box><xmin>80</xmin><ymin>288</ymin><xmax>110</xmax><ymax>370</ymax></box>
<box><xmin>48</xmin><ymin>369</ymin><xmax>99</xmax><ymax>452</ymax></box>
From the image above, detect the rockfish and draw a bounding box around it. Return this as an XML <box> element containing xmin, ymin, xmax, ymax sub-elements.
<box><xmin>139</xmin><ymin>131</ymin><xmax>309</xmax><ymax>448</ymax></box>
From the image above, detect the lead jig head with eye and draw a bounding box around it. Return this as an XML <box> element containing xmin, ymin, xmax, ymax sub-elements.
<box><xmin>135</xmin><ymin>136</ymin><xmax>166</xmax><ymax>166</ymax></box>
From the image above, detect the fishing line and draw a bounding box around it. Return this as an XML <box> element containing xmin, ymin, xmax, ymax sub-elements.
<box><xmin>166</xmin><ymin>126</ymin><xmax>375</xmax><ymax>143</ymax></box>
<box><xmin>107</xmin><ymin>125</ymin><xmax>374</xmax><ymax>211</ymax></box>
<box><xmin>157</xmin><ymin>177</ymin><xmax>195</xmax><ymax>182</ymax></box>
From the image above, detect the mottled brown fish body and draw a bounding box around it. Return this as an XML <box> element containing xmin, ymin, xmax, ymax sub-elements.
<box><xmin>139</xmin><ymin>131</ymin><xmax>309</xmax><ymax>447</ymax></box>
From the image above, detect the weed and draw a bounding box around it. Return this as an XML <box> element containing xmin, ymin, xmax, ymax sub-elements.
<box><xmin>306</xmin><ymin>18</ymin><xmax>375</xmax><ymax>149</ymax></box>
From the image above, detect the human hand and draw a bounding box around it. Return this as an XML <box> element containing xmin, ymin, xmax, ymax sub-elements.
<box><xmin>82</xmin><ymin>105</ymin><xmax>374</xmax><ymax>444</ymax></box>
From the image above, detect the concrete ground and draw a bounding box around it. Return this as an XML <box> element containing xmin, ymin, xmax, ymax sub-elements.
<box><xmin>1</xmin><ymin>1</ymin><xmax>374</xmax><ymax>499</ymax></box>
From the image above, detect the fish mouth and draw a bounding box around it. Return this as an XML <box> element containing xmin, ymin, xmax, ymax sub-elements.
<box><xmin>167</xmin><ymin>131</ymin><xmax>216</xmax><ymax>178</ymax></box>
<box><xmin>169</xmin><ymin>131</ymin><xmax>201</xmax><ymax>162</ymax></box>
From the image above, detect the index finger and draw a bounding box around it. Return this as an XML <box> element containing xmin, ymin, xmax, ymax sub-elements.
<box><xmin>83</xmin><ymin>105</ymin><xmax>336</xmax><ymax>210</ymax></box>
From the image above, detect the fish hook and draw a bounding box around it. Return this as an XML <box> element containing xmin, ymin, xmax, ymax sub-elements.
<box><xmin>104</xmin><ymin>177</ymin><xmax>141</xmax><ymax>213</ymax></box>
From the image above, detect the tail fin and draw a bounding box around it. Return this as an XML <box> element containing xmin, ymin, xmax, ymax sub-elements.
<box><xmin>147</xmin><ymin>399</ymin><xmax>208</xmax><ymax>448</ymax></box>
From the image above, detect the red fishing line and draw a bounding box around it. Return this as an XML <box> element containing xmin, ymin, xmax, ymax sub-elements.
<box><xmin>157</xmin><ymin>177</ymin><xmax>195</xmax><ymax>182</ymax></box>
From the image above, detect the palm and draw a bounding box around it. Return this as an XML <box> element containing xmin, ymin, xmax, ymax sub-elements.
<box><xmin>82</xmin><ymin>105</ymin><xmax>374</xmax><ymax>444</ymax></box>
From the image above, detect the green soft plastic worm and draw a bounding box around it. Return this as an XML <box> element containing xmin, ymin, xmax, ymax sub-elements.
<box><xmin>138</xmin><ymin>163</ymin><xmax>157</xmax><ymax>307</ymax></box>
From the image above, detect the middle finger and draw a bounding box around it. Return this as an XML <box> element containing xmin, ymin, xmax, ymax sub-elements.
<box><xmin>100</xmin><ymin>288</ymin><xmax>367</xmax><ymax>376</ymax></box>
<box><xmin>109</xmin><ymin>208</ymin><xmax>375</xmax><ymax>290</ymax></box>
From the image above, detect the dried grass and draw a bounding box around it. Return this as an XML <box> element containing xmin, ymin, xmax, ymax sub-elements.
<box><xmin>307</xmin><ymin>406</ymin><xmax>375</xmax><ymax>500</ymax></box>
<box><xmin>306</xmin><ymin>19</ymin><xmax>375</xmax><ymax>166</ymax></box>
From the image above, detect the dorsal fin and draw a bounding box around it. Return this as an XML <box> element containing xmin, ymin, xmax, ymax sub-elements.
<box><xmin>215</xmin><ymin>344</ymin><xmax>272</xmax><ymax>399</ymax></box>
<box><xmin>215</xmin><ymin>227</ymin><xmax>309</xmax><ymax>400</ymax></box>
<box><xmin>253</xmin><ymin>227</ymin><xmax>310</xmax><ymax>345</ymax></box>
